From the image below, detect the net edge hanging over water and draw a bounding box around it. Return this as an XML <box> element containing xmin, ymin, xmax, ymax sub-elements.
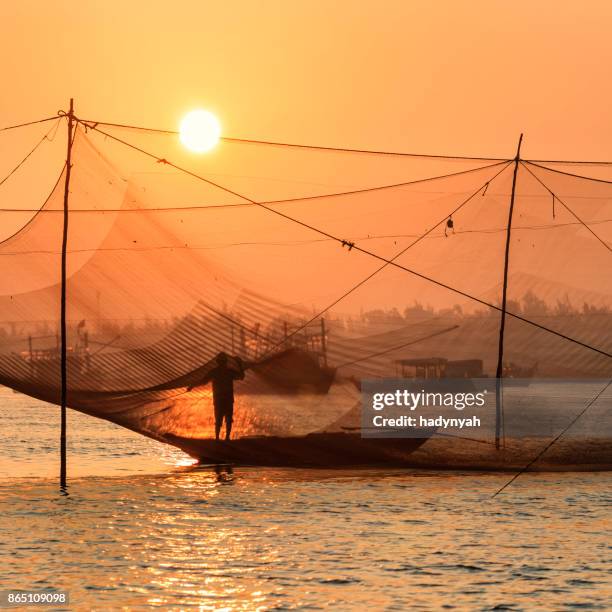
<box><xmin>0</xmin><ymin>108</ymin><xmax>611</xmax><ymax>472</ymax></box>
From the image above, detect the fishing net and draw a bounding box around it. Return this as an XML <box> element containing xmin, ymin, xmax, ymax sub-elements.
<box><xmin>0</xmin><ymin>121</ymin><xmax>610</xmax><ymax>467</ymax></box>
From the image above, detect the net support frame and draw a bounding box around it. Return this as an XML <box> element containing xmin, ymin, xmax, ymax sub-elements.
<box><xmin>495</xmin><ymin>133</ymin><xmax>523</xmax><ymax>449</ymax></box>
<box><xmin>60</xmin><ymin>98</ymin><xmax>74</xmax><ymax>491</ymax></box>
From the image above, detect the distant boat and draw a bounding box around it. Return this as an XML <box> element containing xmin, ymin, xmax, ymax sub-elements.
<box><xmin>503</xmin><ymin>361</ymin><xmax>537</xmax><ymax>377</ymax></box>
<box><xmin>394</xmin><ymin>356</ymin><xmax>484</xmax><ymax>378</ymax></box>
<box><xmin>393</xmin><ymin>356</ymin><xmax>537</xmax><ymax>383</ymax></box>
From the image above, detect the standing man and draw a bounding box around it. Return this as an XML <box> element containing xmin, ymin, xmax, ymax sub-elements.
<box><xmin>190</xmin><ymin>352</ymin><xmax>245</xmax><ymax>441</ymax></box>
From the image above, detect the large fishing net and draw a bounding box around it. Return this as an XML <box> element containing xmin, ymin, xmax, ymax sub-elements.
<box><xmin>0</xmin><ymin>119</ymin><xmax>610</xmax><ymax>468</ymax></box>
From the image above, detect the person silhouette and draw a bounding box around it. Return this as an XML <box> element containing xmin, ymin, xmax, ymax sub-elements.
<box><xmin>191</xmin><ymin>352</ymin><xmax>245</xmax><ymax>441</ymax></box>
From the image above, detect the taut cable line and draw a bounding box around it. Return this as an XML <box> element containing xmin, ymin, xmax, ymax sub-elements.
<box><xmin>523</xmin><ymin>160</ymin><xmax>612</xmax><ymax>185</ymax></box>
<box><xmin>335</xmin><ymin>325</ymin><xmax>460</xmax><ymax>369</ymax></box>
<box><xmin>0</xmin><ymin>165</ymin><xmax>67</xmax><ymax>246</ymax></box>
<box><xmin>0</xmin><ymin>115</ymin><xmax>60</xmax><ymax>133</ymax></box>
<box><xmin>81</xmin><ymin>119</ymin><xmax>612</xmax><ymax>361</ymax></box>
<box><xmin>525</xmin><ymin>158</ymin><xmax>612</xmax><ymax>167</ymax></box>
<box><xmin>2</xmin><ymin>218</ymin><xmax>612</xmax><ymax>256</ymax></box>
<box><xmin>492</xmin><ymin>379</ymin><xmax>612</xmax><ymax>497</ymax></box>
<box><xmin>0</xmin><ymin>155</ymin><xmax>512</xmax><ymax>212</ymax></box>
<box><xmin>77</xmin><ymin>118</ymin><xmax>506</xmax><ymax>161</ymax></box>
<box><xmin>258</xmin><ymin>162</ymin><xmax>512</xmax><ymax>360</ymax></box>
<box><xmin>521</xmin><ymin>161</ymin><xmax>612</xmax><ymax>254</ymax></box>
<box><xmin>76</xmin><ymin>117</ymin><xmax>612</xmax><ymax>166</ymax></box>
<box><xmin>0</xmin><ymin>119</ymin><xmax>61</xmax><ymax>188</ymax></box>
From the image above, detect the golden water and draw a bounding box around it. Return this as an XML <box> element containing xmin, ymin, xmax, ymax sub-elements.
<box><xmin>0</xmin><ymin>390</ymin><xmax>609</xmax><ymax>609</ymax></box>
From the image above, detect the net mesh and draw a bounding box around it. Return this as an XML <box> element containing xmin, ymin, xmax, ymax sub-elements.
<box><xmin>0</xmin><ymin>124</ymin><xmax>610</xmax><ymax>467</ymax></box>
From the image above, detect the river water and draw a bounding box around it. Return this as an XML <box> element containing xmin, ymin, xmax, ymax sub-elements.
<box><xmin>0</xmin><ymin>389</ymin><xmax>610</xmax><ymax>610</ymax></box>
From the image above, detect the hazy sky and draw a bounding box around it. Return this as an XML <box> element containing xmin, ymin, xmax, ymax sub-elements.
<box><xmin>0</xmin><ymin>0</ymin><xmax>611</xmax><ymax>290</ymax></box>
<box><xmin>0</xmin><ymin>1</ymin><xmax>610</xmax><ymax>320</ymax></box>
<box><xmin>1</xmin><ymin>0</ymin><xmax>611</xmax><ymax>161</ymax></box>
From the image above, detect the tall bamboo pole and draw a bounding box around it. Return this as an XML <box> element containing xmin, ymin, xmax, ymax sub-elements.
<box><xmin>495</xmin><ymin>133</ymin><xmax>523</xmax><ymax>449</ymax></box>
<box><xmin>60</xmin><ymin>98</ymin><xmax>74</xmax><ymax>489</ymax></box>
<box><xmin>320</xmin><ymin>318</ymin><xmax>327</xmax><ymax>366</ymax></box>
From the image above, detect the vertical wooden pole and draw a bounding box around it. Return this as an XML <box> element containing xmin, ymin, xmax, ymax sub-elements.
<box><xmin>60</xmin><ymin>98</ymin><xmax>74</xmax><ymax>489</ymax></box>
<box><xmin>96</xmin><ymin>290</ymin><xmax>101</xmax><ymax>333</ymax></box>
<box><xmin>254</xmin><ymin>323</ymin><xmax>260</xmax><ymax>359</ymax></box>
<box><xmin>495</xmin><ymin>133</ymin><xmax>523</xmax><ymax>449</ymax></box>
<box><xmin>28</xmin><ymin>335</ymin><xmax>33</xmax><ymax>377</ymax></box>
<box><xmin>320</xmin><ymin>318</ymin><xmax>327</xmax><ymax>366</ymax></box>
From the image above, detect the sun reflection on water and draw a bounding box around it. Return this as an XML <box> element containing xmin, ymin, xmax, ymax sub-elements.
<box><xmin>0</xmin><ymin>462</ymin><xmax>610</xmax><ymax>609</ymax></box>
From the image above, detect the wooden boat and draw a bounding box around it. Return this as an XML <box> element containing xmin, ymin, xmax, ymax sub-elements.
<box><xmin>163</xmin><ymin>430</ymin><xmax>435</xmax><ymax>467</ymax></box>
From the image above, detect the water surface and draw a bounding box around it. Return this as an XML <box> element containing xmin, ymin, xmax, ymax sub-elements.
<box><xmin>0</xmin><ymin>390</ymin><xmax>610</xmax><ymax>610</ymax></box>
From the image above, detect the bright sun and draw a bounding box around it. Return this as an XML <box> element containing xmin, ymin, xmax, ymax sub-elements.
<box><xmin>179</xmin><ymin>109</ymin><xmax>221</xmax><ymax>153</ymax></box>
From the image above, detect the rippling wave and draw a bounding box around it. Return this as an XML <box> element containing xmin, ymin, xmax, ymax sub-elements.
<box><xmin>0</xmin><ymin>391</ymin><xmax>610</xmax><ymax>609</ymax></box>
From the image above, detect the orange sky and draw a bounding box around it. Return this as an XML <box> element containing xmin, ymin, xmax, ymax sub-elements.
<box><xmin>0</xmin><ymin>0</ymin><xmax>610</xmax><ymax>311</ymax></box>
<box><xmin>1</xmin><ymin>0</ymin><xmax>611</xmax><ymax>161</ymax></box>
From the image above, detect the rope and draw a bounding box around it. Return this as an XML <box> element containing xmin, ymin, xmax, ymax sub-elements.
<box><xmin>521</xmin><ymin>162</ymin><xmax>611</xmax><ymax>254</ymax></box>
<box><xmin>335</xmin><ymin>325</ymin><xmax>460</xmax><ymax>369</ymax></box>
<box><xmin>4</xmin><ymin>218</ymin><xmax>612</xmax><ymax>255</ymax></box>
<box><xmin>491</xmin><ymin>379</ymin><xmax>612</xmax><ymax>497</ymax></box>
<box><xmin>74</xmin><ymin>119</ymin><xmax>510</xmax><ymax>205</ymax></box>
<box><xmin>524</xmin><ymin>160</ymin><xmax>612</xmax><ymax>185</ymax></box>
<box><xmin>0</xmin><ymin>155</ymin><xmax>509</xmax><ymax>213</ymax></box>
<box><xmin>80</xmin><ymin>121</ymin><xmax>612</xmax><ymax>361</ymax></box>
<box><xmin>0</xmin><ymin>118</ymin><xmax>70</xmax><ymax>246</ymax></box>
<box><xmin>77</xmin><ymin>118</ymin><xmax>506</xmax><ymax>162</ymax></box>
<box><xmin>70</xmin><ymin>117</ymin><xmax>612</xmax><ymax>166</ymax></box>
<box><xmin>0</xmin><ymin>119</ymin><xmax>61</xmax><ymax>188</ymax></box>
<box><xmin>259</xmin><ymin>163</ymin><xmax>511</xmax><ymax>359</ymax></box>
<box><xmin>1</xmin><ymin>221</ymin><xmax>610</xmax><ymax>249</ymax></box>
<box><xmin>526</xmin><ymin>158</ymin><xmax>612</xmax><ymax>166</ymax></box>
<box><xmin>0</xmin><ymin>115</ymin><xmax>60</xmax><ymax>133</ymax></box>
<box><xmin>0</xmin><ymin>165</ymin><xmax>66</xmax><ymax>246</ymax></box>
